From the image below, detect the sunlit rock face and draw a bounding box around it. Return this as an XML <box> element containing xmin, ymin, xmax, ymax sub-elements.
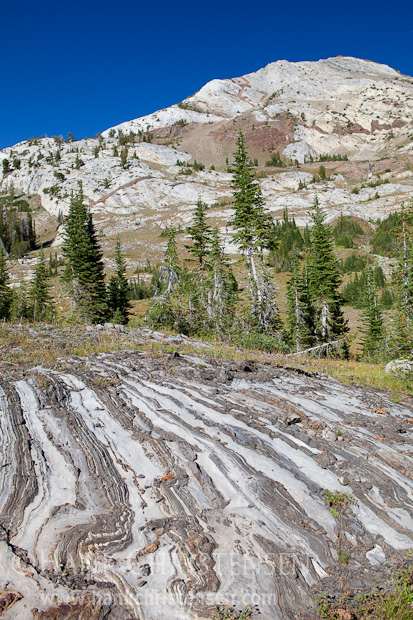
<box><xmin>2</xmin><ymin>56</ymin><xmax>413</xmax><ymax>233</ymax></box>
<box><xmin>1</xmin><ymin>350</ymin><xmax>412</xmax><ymax>619</ymax></box>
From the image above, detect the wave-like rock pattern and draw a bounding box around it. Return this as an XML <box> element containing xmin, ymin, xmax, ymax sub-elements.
<box><xmin>0</xmin><ymin>351</ymin><xmax>413</xmax><ymax>619</ymax></box>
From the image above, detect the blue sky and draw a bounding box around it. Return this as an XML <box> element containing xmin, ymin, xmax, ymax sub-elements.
<box><xmin>1</xmin><ymin>0</ymin><xmax>413</xmax><ymax>149</ymax></box>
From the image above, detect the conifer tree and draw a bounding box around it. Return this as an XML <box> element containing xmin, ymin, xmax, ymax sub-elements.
<box><xmin>361</xmin><ymin>266</ymin><xmax>384</xmax><ymax>358</ymax></box>
<box><xmin>308</xmin><ymin>198</ymin><xmax>348</xmax><ymax>346</ymax></box>
<box><xmin>231</xmin><ymin>129</ymin><xmax>280</xmax><ymax>332</ymax></box>
<box><xmin>286</xmin><ymin>253</ymin><xmax>315</xmax><ymax>352</ymax></box>
<box><xmin>120</xmin><ymin>147</ymin><xmax>128</xmax><ymax>169</ymax></box>
<box><xmin>2</xmin><ymin>159</ymin><xmax>10</xmax><ymax>175</ymax></box>
<box><xmin>0</xmin><ymin>249</ymin><xmax>13</xmax><ymax>320</ymax></box>
<box><xmin>10</xmin><ymin>276</ymin><xmax>29</xmax><ymax>323</ymax></box>
<box><xmin>107</xmin><ymin>239</ymin><xmax>132</xmax><ymax>324</ymax></box>
<box><xmin>206</xmin><ymin>227</ymin><xmax>237</xmax><ymax>335</ymax></box>
<box><xmin>29</xmin><ymin>250</ymin><xmax>55</xmax><ymax>322</ymax></box>
<box><xmin>62</xmin><ymin>183</ymin><xmax>108</xmax><ymax>323</ymax></box>
<box><xmin>163</xmin><ymin>226</ymin><xmax>180</xmax><ymax>296</ymax></box>
<box><xmin>147</xmin><ymin>226</ymin><xmax>179</xmax><ymax>327</ymax></box>
<box><xmin>392</xmin><ymin>201</ymin><xmax>413</xmax><ymax>355</ymax></box>
<box><xmin>186</xmin><ymin>197</ymin><xmax>212</xmax><ymax>313</ymax></box>
<box><xmin>186</xmin><ymin>198</ymin><xmax>212</xmax><ymax>271</ymax></box>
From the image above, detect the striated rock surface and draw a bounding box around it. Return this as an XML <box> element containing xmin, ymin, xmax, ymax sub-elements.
<box><xmin>0</xmin><ymin>350</ymin><xmax>413</xmax><ymax>619</ymax></box>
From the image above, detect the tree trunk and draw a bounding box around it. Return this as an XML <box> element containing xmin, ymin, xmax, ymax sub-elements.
<box><xmin>321</xmin><ymin>299</ymin><xmax>329</xmax><ymax>340</ymax></box>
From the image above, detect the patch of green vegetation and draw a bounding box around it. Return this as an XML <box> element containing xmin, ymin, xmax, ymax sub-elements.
<box><xmin>368</xmin><ymin>177</ymin><xmax>389</xmax><ymax>188</ymax></box>
<box><xmin>315</xmin><ymin>560</ymin><xmax>413</xmax><ymax>619</ymax></box>
<box><xmin>0</xmin><ymin>192</ymin><xmax>36</xmax><ymax>257</ymax></box>
<box><xmin>323</xmin><ymin>490</ymin><xmax>356</xmax><ymax>517</ymax></box>
<box><xmin>265</xmin><ymin>152</ymin><xmax>286</xmax><ymax>167</ymax></box>
<box><xmin>177</xmin><ymin>159</ymin><xmax>205</xmax><ymax>173</ymax></box>
<box><xmin>371</xmin><ymin>212</ymin><xmax>401</xmax><ymax>257</ymax></box>
<box><xmin>332</xmin><ymin>215</ymin><xmax>364</xmax><ymax>242</ymax></box>
<box><xmin>267</xmin><ymin>208</ymin><xmax>307</xmax><ymax>272</ymax></box>
<box><xmin>177</xmin><ymin>101</ymin><xmax>199</xmax><ymax>112</ymax></box>
<box><xmin>318</xmin><ymin>153</ymin><xmax>349</xmax><ymax>162</ymax></box>
<box><xmin>339</xmin><ymin>253</ymin><xmax>372</xmax><ymax>274</ymax></box>
<box><xmin>342</xmin><ymin>266</ymin><xmax>392</xmax><ymax>308</ymax></box>
<box><xmin>211</xmin><ymin>605</ymin><xmax>255</xmax><ymax>620</ymax></box>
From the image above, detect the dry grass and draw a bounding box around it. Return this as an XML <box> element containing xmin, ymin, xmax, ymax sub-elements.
<box><xmin>0</xmin><ymin>323</ymin><xmax>411</xmax><ymax>406</ymax></box>
<box><xmin>0</xmin><ymin>324</ymin><xmax>138</xmax><ymax>369</ymax></box>
<box><xmin>316</xmin><ymin>559</ymin><xmax>413</xmax><ymax>619</ymax></box>
<box><xmin>285</xmin><ymin>356</ymin><xmax>412</xmax><ymax>405</ymax></box>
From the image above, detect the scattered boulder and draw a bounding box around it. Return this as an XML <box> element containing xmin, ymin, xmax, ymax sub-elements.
<box><xmin>384</xmin><ymin>359</ymin><xmax>413</xmax><ymax>375</ymax></box>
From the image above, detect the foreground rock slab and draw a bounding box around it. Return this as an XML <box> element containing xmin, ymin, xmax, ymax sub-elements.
<box><xmin>0</xmin><ymin>351</ymin><xmax>412</xmax><ymax>619</ymax></box>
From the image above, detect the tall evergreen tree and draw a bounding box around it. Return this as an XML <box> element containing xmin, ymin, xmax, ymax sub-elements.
<box><xmin>120</xmin><ymin>147</ymin><xmax>128</xmax><ymax>169</ymax></box>
<box><xmin>206</xmin><ymin>227</ymin><xmax>237</xmax><ymax>335</ymax></box>
<box><xmin>231</xmin><ymin>129</ymin><xmax>280</xmax><ymax>332</ymax></box>
<box><xmin>10</xmin><ymin>276</ymin><xmax>29</xmax><ymax>323</ymax></box>
<box><xmin>29</xmin><ymin>250</ymin><xmax>55</xmax><ymax>322</ymax></box>
<box><xmin>361</xmin><ymin>266</ymin><xmax>384</xmax><ymax>359</ymax></box>
<box><xmin>392</xmin><ymin>201</ymin><xmax>413</xmax><ymax>355</ymax></box>
<box><xmin>286</xmin><ymin>253</ymin><xmax>315</xmax><ymax>352</ymax></box>
<box><xmin>107</xmin><ymin>239</ymin><xmax>132</xmax><ymax>324</ymax></box>
<box><xmin>2</xmin><ymin>159</ymin><xmax>10</xmax><ymax>175</ymax></box>
<box><xmin>147</xmin><ymin>226</ymin><xmax>180</xmax><ymax>327</ymax></box>
<box><xmin>186</xmin><ymin>198</ymin><xmax>212</xmax><ymax>266</ymax></box>
<box><xmin>0</xmin><ymin>249</ymin><xmax>13</xmax><ymax>320</ymax></box>
<box><xmin>309</xmin><ymin>198</ymin><xmax>348</xmax><ymax>346</ymax></box>
<box><xmin>185</xmin><ymin>197</ymin><xmax>213</xmax><ymax>328</ymax></box>
<box><xmin>163</xmin><ymin>226</ymin><xmax>180</xmax><ymax>296</ymax></box>
<box><xmin>62</xmin><ymin>184</ymin><xmax>108</xmax><ymax>323</ymax></box>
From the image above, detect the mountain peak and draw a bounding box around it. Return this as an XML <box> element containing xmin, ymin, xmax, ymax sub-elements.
<box><xmin>1</xmin><ymin>56</ymin><xmax>413</xmax><ymax>234</ymax></box>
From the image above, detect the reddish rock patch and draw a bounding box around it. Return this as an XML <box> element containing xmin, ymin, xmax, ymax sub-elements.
<box><xmin>0</xmin><ymin>590</ymin><xmax>22</xmax><ymax>617</ymax></box>
<box><xmin>32</xmin><ymin>597</ymin><xmax>108</xmax><ymax>620</ymax></box>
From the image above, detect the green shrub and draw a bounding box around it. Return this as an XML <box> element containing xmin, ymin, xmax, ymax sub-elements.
<box><xmin>234</xmin><ymin>331</ymin><xmax>288</xmax><ymax>354</ymax></box>
<box><xmin>316</xmin><ymin>562</ymin><xmax>413</xmax><ymax>619</ymax></box>
<box><xmin>340</xmin><ymin>253</ymin><xmax>370</xmax><ymax>273</ymax></box>
<box><xmin>265</xmin><ymin>152</ymin><xmax>285</xmax><ymax>167</ymax></box>
<box><xmin>371</xmin><ymin>213</ymin><xmax>400</xmax><ymax>257</ymax></box>
<box><xmin>335</xmin><ymin>233</ymin><xmax>354</xmax><ymax>248</ymax></box>
<box><xmin>267</xmin><ymin>208</ymin><xmax>304</xmax><ymax>272</ymax></box>
<box><xmin>318</xmin><ymin>153</ymin><xmax>348</xmax><ymax>162</ymax></box>
<box><xmin>333</xmin><ymin>215</ymin><xmax>364</xmax><ymax>238</ymax></box>
<box><xmin>212</xmin><ymin>605</ymin><xmax>255</xmax><ymax>620</ymax></box>
<box><xmin>342</xmin><ymin>266</ymin><xmax>388</xmax><ymax>307</ymax></box>
<box><xmin>13</xmin><ymin>199</ymin><xmax>31</xmax><ymax>212</ymax></box>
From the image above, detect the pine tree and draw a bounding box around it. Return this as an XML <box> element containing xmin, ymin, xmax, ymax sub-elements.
<box><xmin>309</xmin><ymin>197</ymin><xmax>348</xmax><ymax>346</ymax></box>
<box><xmin>29</xmin><ymin>250</ymin><xmax>55</xmax><ymax>322</ymax></box>
<box><xmin>186</xmin><ymin>197</ymin><xmax>212</xmax><ymax>312</ymax></box>
<box><xmin>120</xmin><ymin>147</ymin><xmax>128</xmax><ymax>169</ymax></box>
<box><xmin>147</xmin><ymin>227</ymin><xmax>179</xmax><ymax>328</ymax></box>
<box><xmin>231</xmin><ymin>129</ymin><xmax>280</xmax><ymax>332</ymax></box>
<box><xmin>10</xmin><ymin>276</ymin><xmax>29</xmax><ymax>323</ymax></box>
<box><xmin>107</xmin><ymin>239</ymin><xmax>132</xmax><ymax>324</ymax></box>
<box><xmin>2</xmin><ymin>159</ymin><xmax>10</xmax><ymax>175</ymax></box>
<box><xmin>206</xmin><ymin>227</ymin><xmax>237</xmax><ymax>335</ymax></box>
<box><xmin>62</xmin><ymin>184</ymin><xmax>108</xmax><ymax>323</ymax></box>
<box><xmin>186</xmin><ymin>198</ymin><xmax>212</xmax><ymax>270</ymax></box>
<box><xmin>0</xmin><ymin>249</ymin><xmax>13</xmax><ymax>320</ymax></box>
<box><xmin>361</xmin><ymin>266</ymin><xmax>384</xmax><ymax>359</ymax></box>
<box><xmin>163</xmin><ymin>226</ymin><xmax>179</xmax><ymax>295</ymax></box>
<box><xmin>392</xmin><ymin>201</ymin><xmax>413</xmax><ymax>356</ymax></box>
<box><xmin>286</xmin><ymin>253</ymin><xmax>315</xmax><ymax>352</ymax></box>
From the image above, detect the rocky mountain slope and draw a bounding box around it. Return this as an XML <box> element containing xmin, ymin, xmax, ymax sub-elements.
<box><xmin>2</xmin><ymin>56</ymin><xmax>413</xmax><ymax>262</ymax></box>
<box><xmin>0</xmin><ymin>337</ymin><xmax>412</xmax><ymax>619</ymax></box>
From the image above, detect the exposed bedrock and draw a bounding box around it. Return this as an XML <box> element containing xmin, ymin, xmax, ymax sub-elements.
<box><xmin>0</xmin><ymin>351</ymin><xmax>412</xmax><ymax>619</ymax></box>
